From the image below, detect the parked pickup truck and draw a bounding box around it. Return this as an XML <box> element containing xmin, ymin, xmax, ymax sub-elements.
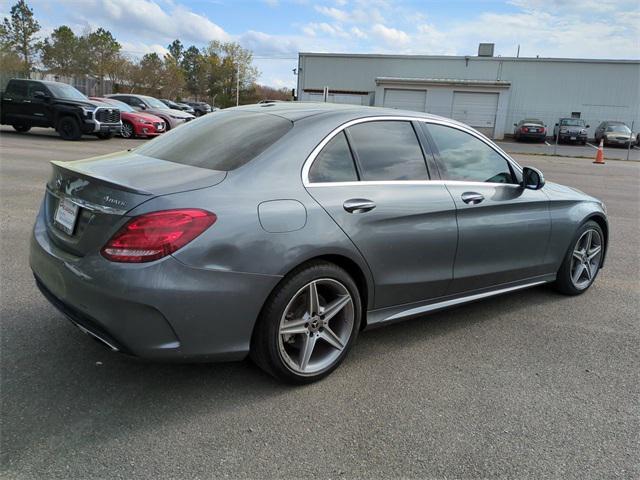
<box><xmin>1</xmin><ymin>79</ymin><xmax>122</xmax><ymax>140</ymax></box>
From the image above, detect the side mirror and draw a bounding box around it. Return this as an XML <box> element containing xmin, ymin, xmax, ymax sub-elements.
<box><xmin>555</xmin><ymin>123</ymin><xmax>559</xmax><ymax>126</ymax></box>
<box><xmin>34</xmin><ymin>91</ymin><xmax>48</xmax><ymax>100</ymax></box>
<box><xmin>136</xmin><ymin>103</ymin><xmax>146</xmax><ymax>110</ymax></box>
<box><xmin>522</xmin><ymin>166</ymin><xmax>545</xmax><ymax>190</ymax></box>
<box><xmin>586</xmin><ymin>124</ymin><xmax>590</xmax><ymax>128</ymax></box>
<box><xmin>513</xmin><ymin>123</ymin><xmax>517</xmax><ymax>127</ymax></box>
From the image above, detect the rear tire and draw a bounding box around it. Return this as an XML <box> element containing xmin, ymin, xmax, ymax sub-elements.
<box><xmin>554</xmin><ymin>220</ymin><xmax>604</xmax><ymax>296</ymax></box>
<box><xmin>57</xmin><ymin>116</ymin><xmax>81</xmax><ymax>141</ymax></box>
<box><xmin>251</xmin><ymin>261</ymin><xmax>362</xmax><ymax>384</ymax></box>
<box><xmin>12</xmin><ymin>124</ymin><xmax>31</xmax><ymax>133</ymax></box>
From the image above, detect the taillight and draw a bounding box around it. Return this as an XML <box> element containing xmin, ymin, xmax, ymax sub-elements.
<box><xmin>101</xmin><ymin>209</ymin><xmax>216</xmax><ymax>263</ymax></box>
<box><xmin>521</xmin><ymin>127</ymin><xmax>529</xmax><ymax>132</ymax></box>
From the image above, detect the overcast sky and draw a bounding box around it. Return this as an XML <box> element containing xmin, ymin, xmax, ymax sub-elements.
<box><xmin>5</xmin><ymin>0</ymin><xmax>639</xmax><ymax>88</ymax></box>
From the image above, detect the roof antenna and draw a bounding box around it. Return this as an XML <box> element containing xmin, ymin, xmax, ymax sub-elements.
<box><xmin>516</xmin><ymin>44</ymin><xmax>520</xmax><ymax>58</ymax></box>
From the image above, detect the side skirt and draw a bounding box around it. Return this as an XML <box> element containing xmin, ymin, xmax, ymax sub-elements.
<box><xmin>365</xmin><ymin>274</ymin><xmax>556</xmax><ymax>329</ymax></box>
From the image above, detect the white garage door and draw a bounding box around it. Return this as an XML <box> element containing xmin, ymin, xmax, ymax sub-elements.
<box><xmin>383</xmin><ymin>89</ymin><xmax>427</xmax><ymax>112</ymax></box>
<box><xmin>451</xmin><ymin>92</ymin><xmax>499</xmax><ymax>137</ymax></box>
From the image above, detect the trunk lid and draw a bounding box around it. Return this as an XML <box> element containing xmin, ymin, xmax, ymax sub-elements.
<box><xmin>44</xmin><ymin>150</ymin><xmax>226</xmax><ymax>256</ymax></box>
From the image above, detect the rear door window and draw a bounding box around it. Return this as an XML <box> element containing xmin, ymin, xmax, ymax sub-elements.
<box><xmin>308</xmin><ymin>132</ymin><xmax>358</xmax><ymax>183</ymax></box>
<box><xmin>346</xmin><ymin>121</ymin><xmax>429</xmax><ymax>181</ymax></box>
<box><xmin>135</xmin><ymin>111</ymin><xmax>293</xmax><ymax>171</ymax></box>
<box><xmin>6</xmin><ymin>81</ymin><xmax>27</xmax><ymax>98</ymax></box>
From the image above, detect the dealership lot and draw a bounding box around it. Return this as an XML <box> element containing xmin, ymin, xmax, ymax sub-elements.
<box><xmin>496</xmin><ymin>139</ymin><xmax>640</xmax><ymax>162</ymax></box>
<box><xmin>1</xmin><ymin>128</ymin><xmax>638</xmax><ymax>478</ymax></box>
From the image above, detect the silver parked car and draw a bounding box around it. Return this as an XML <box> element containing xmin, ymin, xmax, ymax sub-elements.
<box><xmin>594</xmin><ymin>121</ymin><xmax>636</xmax><ymax>147</ymax></box>
<box><xmin>30</xmin><ymin>103</ymin><xmax>608</xmax><ymax>383</ymax></box>
<box><xmin>107</xmin><ymin>94</ymin><xmax>194</xmax><ymax>130</ymax></box>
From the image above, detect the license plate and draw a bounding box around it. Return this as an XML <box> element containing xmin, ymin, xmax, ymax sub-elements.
<box><xmin>529</xmin><ymin>128</ymin><xmax>538</xmax><ymax>132</ymax></box>
<box><xmin>54</xmin><ymin>198</ymin><xmax>79</xmax><ymax>235</ymax></box>
<box><xmin>570</xmin><ymin>136</ymin><xmax>577</xmax><ymax>140</ymax></box>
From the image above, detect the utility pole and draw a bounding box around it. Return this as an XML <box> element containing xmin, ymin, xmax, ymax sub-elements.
<box><xmin>236</xmin><ymin>62</ymin><xmax>240</xmax><ymax>107</ymax></box>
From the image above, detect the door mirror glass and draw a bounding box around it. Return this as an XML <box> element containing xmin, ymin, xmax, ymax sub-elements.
<box><xmin>522</xmin><ymin>166</ymin><xmax>545</xmax><ymax>190</ymax></box>
<box><xmin>136</xmin><ymin>103</ymin><xmax>146</xmax><ymax>110</ymax></box>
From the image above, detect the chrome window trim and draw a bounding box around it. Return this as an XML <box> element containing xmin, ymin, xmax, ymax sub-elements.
<box><xmin>302</xmin><ymin>115</ymin><xmax>522</xmax><ymax>187</ymax></box>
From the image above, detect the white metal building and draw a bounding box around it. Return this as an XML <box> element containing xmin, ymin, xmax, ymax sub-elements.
<box><xmin>296</xmin><ymin>50</ymin><xmax>640</xmax><ymax>139</ymax></box>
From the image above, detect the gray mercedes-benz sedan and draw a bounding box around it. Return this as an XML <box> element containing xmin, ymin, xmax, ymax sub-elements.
<box><xmin>30</xmin><ymin>103</ymin><xmax>608</xmax><ymax>383</ymax></box>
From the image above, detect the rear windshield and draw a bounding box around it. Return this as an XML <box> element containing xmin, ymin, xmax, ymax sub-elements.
<box><xmin>135</xmin><ymin>110</ymin><xmax>293</xmax><ymax>171</ymax></box>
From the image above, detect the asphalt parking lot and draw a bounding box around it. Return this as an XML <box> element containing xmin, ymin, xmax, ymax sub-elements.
<box><xmin>1</xmin><ymin>126</ymin><xmax>639</xmax><ymax>479</ymax></box>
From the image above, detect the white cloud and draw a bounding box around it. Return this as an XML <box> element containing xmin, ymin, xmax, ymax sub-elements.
<box><xmin>314</xmin><ymin>5</ymin><xmax>350</xmax><ymax>22</ymax></box>
<box><xmin>371</xmin><ymin>24</ymin><xmax>410</xmax><ymax>45</ymax></box>
<box><xmin>57</xmin><ymin>0</ymin><xmax>229</xmax><ymax>45</ymax></box>
<box><xmin>350</xmin><ymin>27</ymin><xmax>368</xmax><ymax>39</ymax></box>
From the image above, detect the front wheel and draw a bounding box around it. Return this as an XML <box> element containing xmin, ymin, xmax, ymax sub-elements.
<box><xmin>12</xmin><ymin>124</ymin><xmax>31</xmax><ymax>133</ymax></box>
<box><xmin>554</xmin><ymin>220</ymin><xmax>604</xmax><ymax>295</ymax></box>
<box><xmin>57</xmin><ymin>116</ymin><xmax>81</xmax><ymax>140</ymax></box>
<box><xmin>120</xmin><ymin>121</ymin><xmax>135</xmax><ymax>139</ymax></box>
<box><xmin>251</xmin><ymin>261</ymin><xmax>362</xmax><ymax>384</ymax></box>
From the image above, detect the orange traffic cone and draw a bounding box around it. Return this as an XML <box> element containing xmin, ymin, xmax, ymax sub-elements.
<box><xmin>593</xmin><ymin>139</ymin><xmax>605</xmax><ymax>164</ymax></box>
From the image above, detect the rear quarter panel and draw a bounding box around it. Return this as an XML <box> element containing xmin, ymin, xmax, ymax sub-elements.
<box><xmin>128</xmin><ymin>116</ymin><xmax>376</xmax><ymax>308</ymax></box>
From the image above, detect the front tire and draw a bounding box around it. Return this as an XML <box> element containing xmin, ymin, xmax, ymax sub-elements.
<box><xmin>554</xmin><ymin>220</ymin><xmax>604</xmax><ymax>295</ymax></box>
<box><xmin>251</xmin><ymin>261</ymin><xmax>362</xmax><ymax>384</ymax></box>
<box><xmin>120</xmin><ymin>121</ymin><xmax>135</xmax><ymax>138</ymax></box>
<box><xmin>57</xmin><ymin>116</ymin><xmax>81</xmax><ymax>141</ymax></box>
<box><xmin>12</xmin><ymin>124</ymin><xmax>31</xmax><ymax>133</ymax></box>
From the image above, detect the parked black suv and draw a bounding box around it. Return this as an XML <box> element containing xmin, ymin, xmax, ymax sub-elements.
<box><xmin>1</xmin><ymin>79</ymin><xmax>122</xmax><ymax>140</ymax></box>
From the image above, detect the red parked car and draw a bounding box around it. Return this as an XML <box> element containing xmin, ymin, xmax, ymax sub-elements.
<box><xmin>90</xmin><ymin>97</ymin><xmax>166</xmax><ymax>139</ymax></box>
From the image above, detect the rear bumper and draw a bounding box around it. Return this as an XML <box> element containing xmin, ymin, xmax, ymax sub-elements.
<box><xmin>517</xmin><ymin>132</ymin><xmax>546</xmax><ymax>140</ymax></box>
<box><xmin>30</xmin><ymin>207</ymin><xmax>281</xmax><ymax>361</ymax></box>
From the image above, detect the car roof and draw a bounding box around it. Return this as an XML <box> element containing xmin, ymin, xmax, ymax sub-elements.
<box><xmin>233</xmin><ymin>102</ymin><xmax>466</xmax><ymax>125</ymax></box>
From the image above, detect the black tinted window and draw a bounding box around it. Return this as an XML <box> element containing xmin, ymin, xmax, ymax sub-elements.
<box><xmin>347</xmin><ymin>121</ymin><xmax>428</xmax><ymax>181</ymax></box>
<box><xmin>6</xmin><ymin>81</ymin><xmax>27</xmax><ymax>97</ymax></box>
<box><xmin>427</xmin><ymin>124</ymin><xmax>514</xmax><ymax>183</ymax></box>
<box><xmin>309</xmin><ymin>132</ymin><xmax>358</xmax><ymax>183</ymax></box>
<box><xmin>135</xmin><ymin>111</ymin><xmax>292</xmax><ymax>171</ymax></box>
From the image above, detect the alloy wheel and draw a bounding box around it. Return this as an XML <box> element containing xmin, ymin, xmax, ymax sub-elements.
<box><xmin>121</xmin><ymin>122</ymin><xmax>134</xmax><ymax>138</ymax></box>
<box><xmin>570</xmin><ymin>229</ymin><xmax>602</xmax><ymax>290</ymax></box>
<box><xmin>278</xmin><ymin>278</ymin><xmax>354</xmax><ymax>375</ymax></box>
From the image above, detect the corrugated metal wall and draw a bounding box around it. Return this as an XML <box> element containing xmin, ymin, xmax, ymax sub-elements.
<box><xmin>298</xmin><ymin>54</ymin><xmax>640</xmax><ymax>138</ymax></box>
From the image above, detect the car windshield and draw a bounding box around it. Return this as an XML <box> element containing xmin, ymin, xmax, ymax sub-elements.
<box><xmin>103</xmin><ymin>99</ymin><xmax>134</xmax><ymax>112</ymax></box>
<box><xmin>523</xmin><ymin>119</ymin><xmax>543</xmax><ymax>125</ymax></box>
<box><xmin>135</xmin><ymin>110</ymin><xmax>293</xmax><ymax>171</ymax></box>
<box><xmin>47</xmin><ymin>83</ymin><xmax>88</xmax><ymax>101</ymax></box>
<box><xmin>560</xmin><ymin>119</ymin><xmax>585</xmax><ymax>126</ymax></box>
<box><xmin>142</xmin><ymin>96</ymin><xmax>169</xmax><ymax>109</ymax></box>
<box><xmin>606</xmin><ymin>125</ymin><xmax>630</xmax><ymax>133</ymax></box>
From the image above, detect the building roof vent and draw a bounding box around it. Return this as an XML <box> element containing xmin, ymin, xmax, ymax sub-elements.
<box><xmin>478</xmin><ymin>43</ymin><xmax>495</xmax><ymax>57</ymax></box>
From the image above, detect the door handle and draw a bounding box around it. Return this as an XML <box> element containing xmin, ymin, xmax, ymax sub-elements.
<box><xmin>23</xmin><ymin>100</ymin><xmax>31</xmax><ymax>103</ymax></box>
<box><xmin>343</xmin><ymin>198</ymin><xmax>376</xmax><ymax>213</ymax></box>
<box><xmin>461</xmin><ymin>192</ymin><xmax>485</xmax><ymax>205</ymax></box>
